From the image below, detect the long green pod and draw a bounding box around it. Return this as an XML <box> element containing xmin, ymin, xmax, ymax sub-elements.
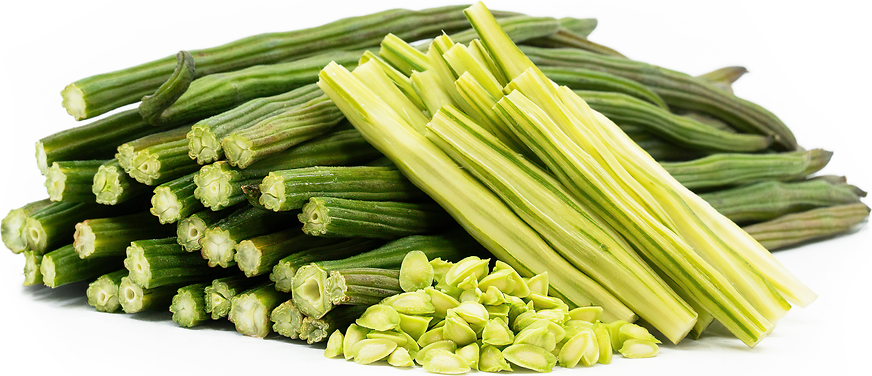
<box><xmin>62</xmin><ymin>6</ymin><xmax>514</xmax><ymax>120</ymax></box>
<box><xmin>620</xmin><ymin>125</ymin><xmax>707</xmax><ymax>161</ymax></box>
<box><xmin>466</xmin><ymin>2</ymin><xmax>794</xmax><ymax>334</ymax></box>
<box><xmin>446</xmin><ymin>15</ymin><xmax>560</xmax><ymax>48</ymax></box>
<box><xmin>41</xmin><ymin>244</ymin><xmax>123</xmax><ymax>288</ymax></box>
<box><xmin>318</xmin><ymin>61</ymin><xmax>636</xmax><ymax>322</ymax></box>
<box><xmin>23</xmin><ymin>251</ymin><xmax>45</xmax><ymax>286</ymax></box>
<box><xmin>558</xmin><ymin>17</ymin><xmax>598</xmax><ymax>37</ymax></box>
<box><xmin>93</xmin><ymin>159</ymin><xmax>148</xmax><ymax>206</ymax></box>
<box><xmin>125</xmin><ymin>237</ymin><xmax>228</xmax><ymax>288</ymax></box>
<box><xmin>222</xmin><ymin>94</ymin><xmax>345</xmax><ymax>168</ymax></box>
<box><xmin>293</xmin><ymin>267</ymin><xmax>401</xmax><ymax>318</ymax></box>
<box><xmin>119</xmin><ymin>277</ymin><xmax>180</xmax><ymax>313</ymax></box>
<box><xmin>35</xmin><ymin>110</ymin><xmax>172</xmax><ymax>175</ymax></box>
<box><xmin>194</xmin><ymin>128</ymin><xmax>382</xmax><ymax>210</ymax></box>
<box><xmin>170</xmin><ymin>282</ymin><xmax>211</xmax><ymax>328</ymax></box>
<box><xmin>44</xmin><ymin>160</ymin><xmax>108</xmax><ymax>202</ymax></box>
<box><xmin>86</xmin><ymin>269</ymin><xmax>127</xmax><ymax>313</ymax></box>
<box><xmin>270</xmin><ymin>238</ymin><xmax>386</xmax><ymax>293</ymax></box>
<box><xmin>541</xmin><ymin>67</ymin><xmax>667</xmax><ymax>108</ymax></box>
<box><xmin>299</xmin><ymin>197</ymin><xmax>454</xmax><ymax>239</ymax></box>
<box><xmin>234</xmin><ymin>228</ymin><xmax>339</xmax><ymax>278</ymax></box>
<box><xmin>260</xmin><ymin>166</ymin><xmax>427</xmax><ymax>212</ymax></box>
<box><xmin>187</xmin><ymin>84</ymin><xmax>324</xmax><ymax>165</ymax></box>
<box><xmin>142</xmin><ymin>50</ymin><xmax>363</xmax><ymax>127</ymax></box>
<box><xmin>426</xmin><ymin>105</ymin><xmax>697</xmax><ymax>345</ymax></box>
<box><xmin>228</xmin><ymin>282</ymin><xmax>292</xmax><ymax>338</ymax></box>
<box><xmin>574</xmin><ymin>90</ymin><xmax>772</xmax><ymax>153</ymax></box>
<box><xmin>743</xmin><ymin>203</ymin><xmax>871</xmax><ymax>251</ymax></box>
<box><xmin>661</xmin><ymin>150</ymin><xmax>832</xmax><ymax>190</ymax></box>
<box><xmin>74</xmin><ymin>212</ymin><xmax>173</xmax><ymax>259</ymax></box>
<box><xmin>205</xmin><ymin>274</ymin><xmax>268</xmax><ymax>320</ymax></box>
<box><xmin>518</xmin><ymin>45</ymin><xmax>797</xmax><ymax>150</ymax></box>
<box><xmin>175</xmin><ymin>206</ymin><xmax>243</xmax><ymax>252</ymax></box>
<box><xmin>199</xmin><ymin>206</ymin><xmax>295</xmax><ymax>268</ymax></box>
<box><xmin>3</xmin><ymin>199</ymin><xmax>52</xmax><ymax>254</ymax></box>
<box><xmin>150</xmin><ymin>172</ymin><xmax>202</xmax><ymax>224</ymax></box>
<box><xmin>120</xmin><ymin>128</ymin><xmax>200</xmax><ymax>186</ymax></box>
<box><xmin>700</xmin><ymin>180</ymin><xmax>865</xmax><ymax>224</ymax></box>
<box><xmin>523</xmin><ymin>28</ymin><xmax>626</xmax><ymax>57</ymax></box>
<box><xmin>358</xmin><ymin>51</ymin><xmax>426</xmax><ymax>112</ymax></box>
<box><xmin>25</xmin><ymin>201</ymin><xmax>141</xmax><ymax>254</ymax></box>
<box><xmin>496</xmin><ymin>83</ymin><xmax>775</xmax><ymax>346</ymax></box>
<box><xmin>697</xmin><ymin>66</ymin><xmax>748</xmax><ymax>94</ymax></box>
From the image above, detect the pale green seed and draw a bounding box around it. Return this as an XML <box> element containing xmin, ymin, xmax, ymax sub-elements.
<box><xmin>453</xmin><ymin>301</ymin><xmax>489</xmax><ymax>329</ymax></box>
<box><xmin>443</xmin><ymin>312</ymin><xmax>477</xmax><ymax>346</ymax></box>
<box><xmin>479</xmin><ymin>345</ymin><xmax>512</xmax><ymax>372</ymax></box>
<box><xmin>558</xmin><ymin>328</ymin><xmax>598</xmax><ymax>368</ymax></box>
<box><xmin>525</xmin><ymin>318</ymin><xmax>567</xmax><ymax>343</ymax></box>
<box><xmin>563</xmin><ymin>320</ymin><xmax>595</xmax><ymax>340</ymax></box>
<box><xmin>619</xmin><ymin>323</ymin><xmax>661</xmax><ymax>344</ymax></box>
<box><xmin>485</xmin><ymin>304</ymin><xmax>510</xmax><ymax>320</ymax></box>
<box><xmin>399</xmin><ymin>313</ymin><xmax>433</xmax><ymax>341</ymax></box>
<box><xmin>324</xmin><ymin>330</ymin><xmax>344</xmax><ymax>358</ymax></box>
<box><xmin>456</xmin><ymin>342</ymin><xmax>480</xmax><ymax>370</ymax></box>
<box><xmin>356</xmin><ymin>304</ymin><xmax>400</xmax><ymax>331</ymax></box>
<box><xmin>388</xmin><ymin>347</ymin><xmax>415</xmax><ymax>367</ymax></box>
<box><xmin>607</xmin><ymin>320</ymin><xmax>630</xmax><ymax>351</ymax></box>
<box><xmin>424</xmin><ymin>352</ymin><xmax>472</xmax><ymax>374</ymax></box>
<box><xmin>527</xmin><ymin>293</ymin><xmax>568</xmax><ymax>311</ymax></box>
<box><xmin>430</xmin><ymin>258</ymin><xmax>453</xmax><ymax>285</ymax></box>
<box><xmin>459</xmin><ymin>286</ymin><xmax>482</xmax><ymax>303</ymax></box>
<box><xmin>367</xmin><ymin>330</ymin><xmax>408</xmax><ymax>347</ymax></box>
<box><xmin>478</xmin><ymin>268</ymin><xmax>516</xmax><ymax>293</ymax></box>
<box><xmin>443</xmin><ymin>256</ymin><xmax>489</xmax><ymax>287</ymax></box>
<box><xmin>400</xmin><ymin>250</ymin><xmax>434</xmax><ymax>292</ymax></box>
<box><xmin>492</xmin><ymin>261</ymin><xmax>530</xmax><ymax>298</ymax></box>
<box><xmin>418</xmin><ymin>326</ymin><xmax>445</xmax><ymax>347</ymax></box>
<box><xmin>514</xmin><ymin>326</ymin><xmax>557</xmax><ymax>352</ymax></box>
<box><xmin>524</xmin><ymin>273</ymin><xmax>549</xmax><ymax>296</ymax></box>
<box><xmin>481</xmin><ymin>286</ymin><xmax>509</xmax><ymax>305</ymax></box>
<box><xmin>343</xmin><ymin>324</ymin><xmax>370</xmax><ymax>360</ymax></box>
<box><xmin>593</xmin><ymin>322</ymin><xmax>613</xmax><ymax>364</ymax></box>
<box><xmin>536</xmin><ymin>308</ymin><xmax>568</xmax><ymax>325</ymax></box>
<box><xmin>482</xmin><ymin>318</ymin><xmax>514</xmax><ymax>346</ymax></box>
<box><xmin>416</xmin><ymin>340</ymin><xmax>458</xmax><ymax>365</ymax></box>
<box><xmin>502</xmin><ymin>344</ymin><xmax>557</xmax><ymax>373</ymax></box>
<box><xmin>568</xmin><ymin>306</ymin><xmax>603</xmax><ymax>322</ymax></box>
<box><xmin>383</xmin><ymin>290</ymin><xmax>436</xmax><ymax>315</ymax></box>
<box><xmin>619</xmin><ymin>339</ymin><xmax>659</xmax><ymax>358</ymax></box>
<box><xmin>424</xmin><ymin>286</ymin><xmax>460</xmax><ymax>318</ymax></box>
<box><xmin>352</xmin><ymin>338</ymin><xmax>397</xmax><ymax>364</ymax></box>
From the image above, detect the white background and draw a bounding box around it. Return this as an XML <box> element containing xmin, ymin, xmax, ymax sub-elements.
<box><xmin>1</xmin><ymin>0</ymin><xmax>869</xmax><ymax>374</ymax></box>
